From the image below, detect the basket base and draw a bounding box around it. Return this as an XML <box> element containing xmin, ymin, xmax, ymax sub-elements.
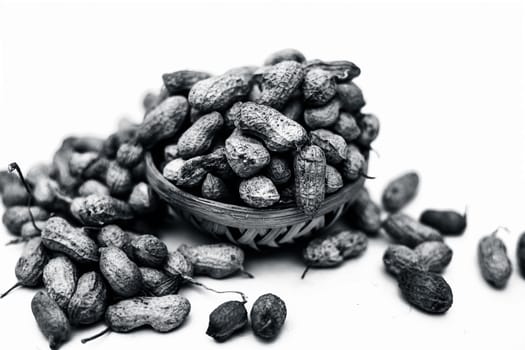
<box><xmin>171</xmin><ymin>201</ymin><xmax>353</xmax><ymax>250</ymax></box>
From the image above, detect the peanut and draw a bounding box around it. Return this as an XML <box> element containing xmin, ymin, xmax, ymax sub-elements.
<box><xmin>310</xmin><ymin>129</ymin><xmax>347</xmax><ymax>164</ymax></box>
<box><xmin>238</xmin><ymin>102</ymin><xmax>307</xmax><ymax>152</ymax></box>
<box><xmin>163</xmin><ymin>250</ymin><xmax>194</xmax><ymax>278</ymax></box>
<box><xmin>383</xmin><ymin>245</ymin><xmax>421</xmax><ymax>276</ymax></box>
<box><xmin>264</xmin><ymin>48</ymin><xmax>306</xmax><ymax>65</ymax></box>
<box><xmin>140</xmin><ymin>267</ymin><xmax>182</xmax><ymax>297</ymax></box>
<box><xmin>356</xmin><ymin>113</ymin><xmax>380</xmax><ymax>148</ymax></box>
<box><xmin>206</xmin><ymin>300</ymin><xmax>247</xmax><ymax>342</ymax></box>
<box><xmin>478</xmin><ymin>230</ymin><xmax>512</xmax><ymax>288</ymax></box>
<box><xmin>256</xmin><ymin>61</ymin><xmax>305</xmax><ymax>109</ymax></box>
<box><xmin>419</xmin><ymin>209</ymin><xmax>467</xmax><ymax>236</ymax></box>
<box><xmin>250</xmin><ymin>293</ymin><xmax>287</xmax><ymax>340</ymax></box>
<box><xmin>239</xmin><ymin>176</ymin><xmax>280</xmax><ymax>208</ymax></box>
<box><xmin>2</xmin><ymin>206</ymin><xmax>49</xmax><ymax>234</ymax></box>
<box><xmin>332</xmin><ymin>112</ymin><xmax>361</xmax><ymax>142</ymax></box>
<box><xmin>225</xmin><ymin>129</ymin><xmax>271</xmax><ymax>178</ymax></box>
<box><xmin>162</xmin><ymin>70</ymin><xmax>211</xmax><ymax>95</ymax></box>
<box><xmin>116</xmin><ymin>142</ymin><xmax>144</xmax><ymax>168</ymax></box>
<box><xmin>303</xmin><ymin>229</ymin><xmax>368</xmax><ymax>268</ymax></box>
<box><xmin>415</xmin><ymin>241</ymin><xmax>453</xmax><ymax>273</ymax></box>
<box><xmin>1</xmin><ymin>181</ymin><xmax>29</xmax><ymax>207</ymax></box>
<box><xmin>304</xmin><ymin>98</ymin><xmax>341</xmax><ymax>129</ymax></box>
<box><xmin>382</xmin><ymin>172</ymin><xmax>419</xmax><ymax>213</ymax></box>
<box><xmin>303</xmin><ymin>68</ymin><xmax>336</xmax><ymax>106</ymax></box>
<box><xmin>99</xmin><ymin>246</ymin><xmax>143</xmax><ymax>297</ymax></box>
<box><xmin>67</xmin><ymin>271</ymin><xmax>108</xmax><ymax>326</ymax></box>
<box><xmin>78</xmin><ymin>179</ymin><xmax>110</xmax><ymax>197</ymax></box>
<box><xmin>346</xmin><ymin>188</ymin><xmax>381</xmax><ymax>235</ymax></box>
<box><xmin>41</xmin><ymin>217</ymin><xmax>99</xmax><ymax>263</ymax></box>
<box><xmin>265</xmin><ymin>156</ymin><xmax>292</xmax><ymax>186</ymax></box>
<box><xmin>105</xmin><ymin>295</ymin><xmax>190</xmax><ymax>332</ymax></box>
<box><xmin>305</xmin><ymin>59</ymin><xmax>361</xmax><ymax>82</ymax></box>
<box><xmin>294</xmin><ymin>145</ymin><xmax>326</xmax><ymax>216</ymax></box>
<box><xmin>70</xmin><ymin>194</ymin><xmax>134</xmax><ymax>226</ymax></box>
<box><xmin>96</xmin><ymin>225</ymin><xmax>132</xmax><ymax>255</ymax></box>
<box><xmin>325</xmin><ymin>164</ymin><xmax>343</xmax><ymax>194</ymax></box>
<box><xmin>136</xmin><ymin>96</ymin><xmax>189</xmax><ymax>149</ymax></box>
<box><xmin>188</xmin><ymin>74</ymin><xmax>250</xmax><ymax>112</ymax></box>
<box><xmin>130</xmin><ymin>234</ymin><xmax>168</xmax><ymax>268</ymax></box>
<box><xmin>341</xmin><ymin>144</ymin><xmax>366</xmax><ymax>181</ymax></box>
<box><xmin>177</xmin><ymin>111</ymin><xmax>224</xmax><ymax>158</ymax></box>
<box><xmin>43</xmin><ymin>256</ymin><xmax>78</xmax><ymax>310</ymax></box>
<box><xmin>382</xmin><ymin>213</ymin><xmax>443</xmax><ymax>248</ymax></box>
<box><xmin>31</xmin><ymin>291</ymin><xmax>71</xmax><ymax>349</ymax></box>
<box><xmin>128</xmin><ymin>182</ymin><xmax>158</xmax><ymax>215</ymax></box>
<box><xmin>178</xmin><ymin>243</ymin><xmax>249</xmax><ymax>279</ymax></box>
<box><xmin>201</xmin><ymin>174</ymin><xmax>231</xmax><ymax>201</ymax></box>
<box><xmin>105</xmin><ymin>161</ymin><xmax>133</xmax><ymax>196</ymax></box>
<box><xmin>336</xmin><ymin>82</ymin><xmax>365</xmax><ymax>113</ymax></box>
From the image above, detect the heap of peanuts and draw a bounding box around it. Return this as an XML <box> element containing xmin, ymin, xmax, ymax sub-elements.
<box><xmin>3</xmin><ymin>49</ymin><xmax>520</xmax><ymax>349</ymax></box>
<box><xmin>156</xmin><ymin>48</ymin><xmax>379</xmax><ymax>215</ymax></box>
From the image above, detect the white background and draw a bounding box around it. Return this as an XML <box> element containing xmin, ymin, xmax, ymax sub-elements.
<box><xmin>1</xmin><ymin>0</ymin><xmax>524</xmax><ymax>349</ymax></box>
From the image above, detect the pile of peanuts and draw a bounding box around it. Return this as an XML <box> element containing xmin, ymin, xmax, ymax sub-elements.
<box><xmin>155</xmin><ymin>48</ymin><xmax>379</xmax><ymax>215</ymax></box>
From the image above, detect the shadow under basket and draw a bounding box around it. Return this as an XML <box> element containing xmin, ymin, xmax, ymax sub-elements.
<box><xmin>145</xmin><ymin>153</ymin><xmax>366</xmax><ymax>250</ymax></box>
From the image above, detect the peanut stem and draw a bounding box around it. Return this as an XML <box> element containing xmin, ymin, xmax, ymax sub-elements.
<box><xmin>8</xmin><ymin>162</ymin><xmax>42</xmax><ymax>233</ymax></box>
<box><xmin>0</xmin><ymin>282</ymin><xmax>21</xmax><ymax>298</ymax></box>
<box><xmin>240</xmin><ymin>269</ymin><xmax>254</xmax><ymax>279</ymax></box>
<box><xmin>359</xmin><ymin>171</ymin><xmax>375</xmax><ymax>180</ymax></box>
<box><xmin>183</xmin><ymin>276</ymin><xmax>248</xmax><ymax>303</ymax></box>
<box><xmin>300</xmin><ymin>266</ymin><xmax>311</xmax><ymax>279</ymax></box>
<box><xmin>81</xmin><ymin>328</ymin><xmax>111</xmax><ymax>344</ymax></box>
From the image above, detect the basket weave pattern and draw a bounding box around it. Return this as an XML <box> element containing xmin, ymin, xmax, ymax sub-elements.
<box><xmin>146</xmin><ymin>153</ymin><xmax>365</xmax><ymax>250</ymax></box>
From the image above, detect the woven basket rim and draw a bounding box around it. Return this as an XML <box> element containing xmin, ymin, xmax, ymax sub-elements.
<box><xmin>145</xmin><ymin>152</ymin><xmax>366</xmax><ymax>229</ymax></box>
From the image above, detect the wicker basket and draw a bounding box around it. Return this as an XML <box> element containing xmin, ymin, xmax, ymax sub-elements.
<box><xmin>145</xmin><ymin>153</ymin><xmax>366</xmax><ymax>250</ymax></box>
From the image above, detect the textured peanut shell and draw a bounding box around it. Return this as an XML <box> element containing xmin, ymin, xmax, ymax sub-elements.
<box><xmin>478</xmin><ymin>234</ymin><xmax>512</xmax><ymax>288</ymax></box>
<box><xmin>162</xmin><ymin>70</ymin><xmax>211</xmax><ymax>94</ymax></box>
<box><xmin>225</xmin><ymin>130</ymin><xmax>271</xmax><ymax>178</ymax></box>
<box><xmin>325</xmin><ymin>165</ymin><xmax>343</xmax><ymax>194</ymax></box>
<box><xmin>105</xmin><ymin>161</ymin><xmax>133</xmax><ymax>196</ymax></box>
<box><xmin>305</xmin><ymin>59</ymin><xmax>361</xmax><ymax>82</ymax></box>
<box><xmin>398</xmin><ymin>269</ymin><xmax>453</xmax><ymax>314</ymax></box>
<box><xmin>177</xmin><ymin>112</ymin><xmax>224</xmax><ymax>159</ymax></box>
<box><xmin>106</xmin><ymin>295</ymin><xmax>190</xmax><ymax>332</ymax></box>
<box><xmin>250</xmin><ymin>293</ymin><xmax>287</xmax><ymax>340</ymax></box>
<box><xmin>70</xmin><ymin>194</ymin><xmax>134</xmax><ymax>226</ymax></box>
<box><xmin>116</xmin><ymin>142</ymin><xmax>144</xmax><ymax>168</ymax></box>
<box><xmin>303</xmin><ymin>229</ymin><xmax>367</xmax><ymax>268</ymax></box>
<box><xmin>383</xmin><ymin>245</ymin><xmax>421</xmax><ymax>276</ymax></box>
<box><xmin>137</xmin><ymin>96</ymin><xmax>189</xmax><ymax>149</ymax></box>
<box><xmin>336</xmin><ymin>82</ymin><xmax>365</xmax><ymax>112</ymax></box>
<box><xmin>163</xmin><ymin>250</ymin><xmax>194</xmax><ymax>278</ymax></box>
<box><xmin>128</xmin><ymin>182</ymin><xmax>158</xmax><ymax>214</ymax></box>
<box><xmin>415</xmin><ymin>241</ymin><xmax>453</xmax><ymax>273</ymax></box>
<box><xmin>239</xmin><ymin>176</ymin><xmax>280</xmax><ymax>208</ymax></box>
<box><xmin>224</xmin><ymin>101</ymin><xmax>244</xmax><ymax>129</ymax></box>
<box><xmin>310</xmin><ymin>129</ymin><xmax>347</xmax><ymax>164</ymax></box>
<box><xmin>357</xmin><ymin>113</ymin><xmax>380</xmax><ymax>148</ymax></box>
<box><xmin>304</xmin><ymin>98</ymin><xmax>341</xmax><ymax>129</ymax></box>
<box><xmin>332</xmin><ymin>112</ymin><xmax>361</xmax><ymax>142</ymax></box>
<box><xmin>96</xmin><ymin>225</ymin><xmax>132</xmax><ymax>255</ymax></box>
<box><xmin>67</xmin><ymin>271</ymin><xmax>107</xmax><ymax>325</ymax></box>
<box><xmin>140</xmin><ymin>267</ymin><xmax>182</xmax><ymax>296</ymax></box>
<box><xmin>199</xmin><ymin>146</ymin><xmax>236</xmax><ymax>179</ymax></box>
<box><xmin>189</xmin><ymin>74</ymin><xmax>250</xmax><ymax>112</ymax></box>
<box><xmin>341</xmin><ymin>144</ymin><xmax>365</xmax><ymax>181</ymax></box>
<box><xmin>163</xmin><ymin>158</ymin><xmax>185</xmax><ymax>182</ymax></box>
<box><xmin>2</xmin><ymin>206</ymin><xmax>49</xmax><ymax>234</ymax></box>
<box><xmin>15</xmin><ymin>237</ymin><xmax>48</xmax><ymax>287</ymax></box>
<box><xmin>256</xmin><ymin>60</ymin><xmax>305</xmax><ymax>109</ymax></box>
<box><xmin>382</xmin><ymin>213</ymin><xmax>443</xmax><ymax>248</ymax></box>
<box><xmin>178</xmin><ymin>243</ymin><xmax>246</xmax><ymax>279</ymax></box>
<box><xmin>206</xmin><ymin>300</ymin><xmax>248</xmax><ymax>342</ymax></box>
<box><xmin>78</xmin><ymin>180</ymin><xmax>110</xmax><ymax>197</ymax></box>
<box><xmin>174</xmin><ymin>156</ymin><xmax>208</xmax><ymax>187</ymax></box>
<box><xmin>346</xmin><ymin>188</ymin><xmax>381</xmax><ymax>234</ymax></box>
<box><xmin>238</xmin><ymin>102</ymin><xmax>307</xmax><ymax>152</ymax></box>
<box><xmin>294</xmin><ymin>145</ymin><xmax>326</xmax><ymax>216</ymax></box>
<box><xmin>99</xmin><ymin>246</ymin><xmax>143</xmax><ymax>297</ymax></box>
<box><xmin>131</xmin><ymin>234</ymin><xmax>168</xmax><ymax>267</ymax></box>
<box><xmin>201</xmin><ymin>174</ymin><xmax>230</xmax><ymax>201</ymax></box>
<box><xmin>265</xmin><ymin>156</ymin><xmax>292</xmax><ymax>186</ymax></box>
<box><xmin>31</xmin><ymin>291</ymin><xmax>71</xmax><ymax>350</ymax></box>
<box><xmin>42</xmin><ymin>217</ymin><xmax>99</xmax><ymax>264</ymax></box>
<box><xmin>303</xmin><ymin>68</ymin><xmax>336</xmax><ymax>106</ymax></box>
<box><xmin>382</xmin><ymin>172</ymin><xmax>419</xmax><ymax>213</ymax></box>
<box><xmin>2</xmin><ymin>181</ymin><xmax>29</xmax><ymax>207</ymax></box>
<box><xmin>264</xmin><ymin>48</ymin><xmax>306</xmax><ymax>65</ymax></box>
<box><xmin>43</xmin><ymin>256</ymin><xmax>78</xmax><ymax>309</ymax></box>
